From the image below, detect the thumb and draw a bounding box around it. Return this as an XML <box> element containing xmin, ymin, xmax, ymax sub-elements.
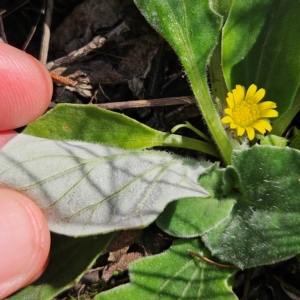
<box><xmin>0</xmin><ymin>188</ymin><xmax>51</xmax><ymax>299</ymax></box>
<box><xmin>0</xmin><ymin>42</ymin><xmax>52</xmax><ymax>131</ymax></box>
<box><xmin>0</xmin><ymin>130</ymin><xmax>18</xmax><ymax>148</ymax></box>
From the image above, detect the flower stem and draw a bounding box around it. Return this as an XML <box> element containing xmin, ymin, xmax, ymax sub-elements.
<box><xmin>171</xmin><ymin>121</ymin><xmax>211</xmax><ymax>143</ymax></box>
<box><xmin>184</xmin><ymin>54</ymin><xmax>233</xmax><ymax>164</ymax></box>
<box><xmin>161</xmin><ymin>133</ymin><xmax>220</xmax><ymax>158</ymax></box>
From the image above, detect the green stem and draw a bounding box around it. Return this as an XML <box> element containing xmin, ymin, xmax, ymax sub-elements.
<box><xmin>160</xmin><ymin>133</ymin><xmax>220</xmax><ymax>158</ymax></box>
<box><xmin>184</xmin><ymin>52</ymin><xmax>233</xmax><ymax>164</ymax></box>
<box><xmin>171</xmin><ymin>122</ymin><xmax>211</xmax><ymax>143</ymax></box>
<box><xmin>195</xmin><ymin>94</ymin><xmax>231</xmax><ymax>164</ymax></box>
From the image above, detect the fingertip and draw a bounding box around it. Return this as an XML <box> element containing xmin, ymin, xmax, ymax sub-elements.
<box><xmin>0</xmin><ymin>130</ymin><xmax>18</xmax><ymax>148</ymax></box>
<box><xmin>0</xmin><ymin>43</ymin><xmax>53</xmax><ymax>131</ymax></box>
<box><xmin>0</xmin><ymin>188</ymin><xmax>51</xmax><ymax>298</ymax></box>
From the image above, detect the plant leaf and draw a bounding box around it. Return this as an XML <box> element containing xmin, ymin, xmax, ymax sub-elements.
<box><xmin>203</xmin><ymin>145</ymin><xmax>300</xmax><ymax>269</ymax></box>
<box><xmin>211</xmin><ymin>0</ymin><xmax>234</xmax><ymax>20</ymax></box>
<box><xmin>24</xmin><ymin>104</ymin><xmax>219</xmax><ymax>158</ymax></box>
<box><xmin>157</xmin><ymin>164</ymin><xmax>236</xmax><ymax>238</ymax></box>
<box><xmin>290</xmin><ymin>128</ymin><xmax>300</xmax><ymax>150</ymax></box>
<box><xmin>222</xmin><ymin>0</ymin><xmax>300</xmax><ymax>135</ymax></box>
<box><xmin>133</xmin><ymin>0</ymin><xmax>233</xmax><ymax>164</ymax></box>
<box><xmin>8</xmin><ymin>233</ymin><xmax>114</xmax><ymax>300</ymax></box>
<box><xmin>0</xmin><ymin>134</ymin><xmax>210</xmax><ymax>236</ymax></box>
<box><xmin>24</xmin><ymin>104</ymin><xmax>162</xmax><ymax>150</ymax></box>
<box><xmin>96</xmin><ymin>238</ymin><xmax>237</xmax><ymax>300</ymax></box>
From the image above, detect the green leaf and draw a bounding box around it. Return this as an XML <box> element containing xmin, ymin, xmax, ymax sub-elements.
<box><xmin>96</xmin><ymin>238</ymin><xmax>237</xmax><ymax>300</ymax></box>
<box><xmin>24</xmin><ymin>104</ymin><xmax>161</xmax><ymax>150</ymax></box>
<box><xmin>273</xmin><ymin>94</ymin><xmax>300</xmax><ymax>135</ymax></box>
<box><xmin>133</xmin><ymin>0</ymin><xmax>233</xmax><ymax>164</ymax></box>
<box><xmin>222</xmin><ymin>0</ymin><xmax>300</xmax><ymax>135</ymax></box>
<box><xmin>8</xmin><ymin>233</ymin><xmax>114</xmax><ymax>300</ymax></box>
<box><xmin>203</xmin><ymin>145</ymin><xmax>300</xmax><ymax>269</ymax></box>
<box><xmin>260</xmin><ymin>134</ymin><xmax>288</xmax><ymax>147</ymax></box>
<box><xmin>211</xmin><ymin>0</ymin><xmax>234</xmax><ymax>20</ymax></box>
<box><xmin>289</xmin><ymin>128</ymin><xmax>300</xmax><ymax>150</ymax></box>
<box><xmin>24</xmin><ymin>104</ymin><xmax>219</xmax><ymax>158</ymax></box>
<box><xmin>157</xmin><ymin>164</ymin><xmax>236</xmax><ymax>238</ymax></box>
<box><xmin>0</xmin><ymin>134</ymin><xmax>211</xmax><ymax>236</ymax></box>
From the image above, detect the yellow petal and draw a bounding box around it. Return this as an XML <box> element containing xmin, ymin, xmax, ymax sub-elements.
<box><xmin>255</xmin><ymin>119</ymin><xmax>272</xmax><ymax>132</ymax></box>
<box><xmin>258</xmin><ymin>101</ymin><xmax>277</xmax><ymax>110</ymax></box>
<box><xmin>245</xmin><ymin>84</ymin><xmax>257</xmax><ymax>101</ymax></box>
<box><xmin>233</xmin><ymin>85</ymin><xmax>244</xmax><ymax>105</ymax></box>
<box><xmin>259</xmin><ymin>109</ymin><xmax>278</xmax><ymax>118</ymax></box>
<box><xmin>237</xmin><ymin>126</ymin><xmax>245</xmax><ymax>136</ymax></box>
<box><xmin>224</xmin><ymin>108</ymin><xmax>232</xmax><ymax>115</ymax></box>
<box><xmin>226</xmin><ymin>92</ymin><xmax>234</xmax><ymax>109</ymax></box>
<box><xmin>221</xmin><ymin>116</ymin><xmax>232</xmax><ymax>124</ymax></box>
<box><xmin>246</xmin><ymin>127</ymin><xmax>255</xmax><ymax>140</ymax></box>
<box><xmin>252</xmin><ymin>122</ymin><xmax>266</xmax><ymax>134</ymax></box>
<box><xmin>230</xmin><ymin>122</ymin><xmax>238</xmax><ymax>129</ymax></box>
<box><xmin>236</xmin><ymin>85</ymin><xmax>245</xmax><ymax>98</ymax></box>
<box><xmin>251</xmin><ymin>88</ymin><xmax>266</xmax><ymax>103</ymax></box>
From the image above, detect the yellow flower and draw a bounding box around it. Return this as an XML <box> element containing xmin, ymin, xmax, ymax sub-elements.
<box><xmin>221</xmin><ymin>84</ymin><xmax>278</xmax><ymax>140</ymax></box>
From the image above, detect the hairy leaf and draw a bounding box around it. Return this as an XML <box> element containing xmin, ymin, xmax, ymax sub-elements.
<box><xmin>0</xmin><ymin>134</ymin><xmax>210</xmax><ymax>236</ymax></box>
<box><xmin>203</xmin><ymin>145</ymin><xmax>300</xmax><ymax>269</ymax></box>
<box><xmin>134</xmin><ymin>0</ymin><xmax>233</xmax><ymax>164</ymax></box>
<box><xmin>24</xmin><ymin>104</ymin><xmax>219</xmax><ymax>158</ymax></box>
<box><xmin>157</xmin><ymin>164</ymin><xmax>236</xmax><ymax>238</ymax></box>
<box><xmin>211</xmin><ymin>0</ymin><xmax>234</xmax><ymax>20</ymax></box>
<box><xmin>24</xmin><ymin>104</ymin><xmax>163</xmax><ymax>150</ymax></box>
<box><xmin>97</xmin><ymin>238</ymin><xmax>237</xmax><ymax>300</ymax></box>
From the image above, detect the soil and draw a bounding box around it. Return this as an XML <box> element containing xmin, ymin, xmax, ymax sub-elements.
<box><xmin>3</xmin><ymin>0</ymin><xmax>300</xmax><ymax>299</ymax></box>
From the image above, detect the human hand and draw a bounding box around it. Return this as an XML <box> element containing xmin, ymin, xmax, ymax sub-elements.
<box><xmin>0</xmin><ymin>42</ymin><xmax>52</xmax><ymax>299</ymax></box>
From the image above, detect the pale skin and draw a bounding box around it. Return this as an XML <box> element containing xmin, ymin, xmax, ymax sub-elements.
<box><xmin>0</xmin><ymin>42</ymin><xmax>52</xmax><ymax>299</ymax></box>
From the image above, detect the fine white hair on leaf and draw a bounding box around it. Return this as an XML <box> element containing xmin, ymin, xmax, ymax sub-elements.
<box><xmin>0</xmin><ymin>134</ymin><xmax>211</xmax><ymax>236</ymax></box>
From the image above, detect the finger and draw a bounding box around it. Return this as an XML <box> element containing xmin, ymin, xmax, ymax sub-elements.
<box><xmin>0</xmin><ymin>43</ymin><xmax>53</xmax><ymax>131</ymax></box>
<box><xmin>0</xmin><ymin>130</ymin><xmax>18</xmax><ymax>148</ymax></box>
<box><xmin>0</xmin><ymin>188</ymin><xmax>51</xmax><ymax>299</ymax></box>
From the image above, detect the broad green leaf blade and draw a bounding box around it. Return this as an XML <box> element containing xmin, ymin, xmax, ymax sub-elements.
<box><xmin>134</xmin><ymin>0</ymin><xmax>233</xmax><ymax>164</ymax></box>
<box><xmin>0</xmin><ymin>134</ymin><xmax>210</xmax><ymax>236</ymax></box>
<box><xmin>24</xmin><ymin>104</ymin><xmax>219</xmax><ymax>158</ymax></box>
<box><xmin>222</xmin><ymin>0</ymin><xmax>300</xmax><ymax>135</ymax></box>
<box><xmin>290</xmin><ymin>128</ymin><xmax>300</xmax><ymax>150</ymax></box>
<box><xmin>275</xmin><ymin>92</ymin><xmax>300</xmax><ymax>136</ymax></box>
<box><xmin>8</xmin><ymin>233</ymin><xmax>114</xmax><ymax>300</ymax></box>
<box><xmin>203</xmin><ymin>145</ymin><xmax>300</xmax><ymax>269</ymax></box>
<box><xmin>157</xmin><ymin>164</ymin><xmax>236</xmax><ymax>238</ymax></box>
<box><xmin>211</xmin><ymin>0</ymin><xmax>234</xmax><ymax>20</ymax></box>
<box><xmin>24</xmin><ymin>104</ymin><xmax>162</xmax><ymax>150</ymax></box>
<box><xmin>96</xmin><ymin>239</ymin><xmax>237</xmax><ymax>300</ymax></box>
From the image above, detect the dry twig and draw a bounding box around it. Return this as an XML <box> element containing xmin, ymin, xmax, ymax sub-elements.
<box><xmin>2</xmin><ymin>0</ymin><xmax>29</xmax><ymax>18</ymax></box>
<box><xmin>0</xmin><ymin>9</ymin><xmax>7</xmax><ymax>43</ymax></box>
<box><xmin>47</xmin><ymin>21</ymin><xmax>129</xmax><ymax>70</ymax></box>
<box><xmin>39</xmin><ymin>0</ymin><xmax>53</xmax><ymax>64</ymax></box>
<box><xmin>49</xmin><ymin>96</ymin><xmax>196</xmax><ymax>110</ymax></box>
<box><xmin>49</xmin><ymin>71</ymin><xmax>77</xmax><ymax>87</ymax></box>
<box><xmin>22</xmin><ymin>2</ymin><xmax>45</xmax><ymax>50</ymax></box>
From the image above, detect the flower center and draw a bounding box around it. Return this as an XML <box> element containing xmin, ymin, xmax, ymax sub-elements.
<box><xmin>232</xmin><ymin>101</ymin><xmax>259</xmax><ymax>127</ymax></box>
